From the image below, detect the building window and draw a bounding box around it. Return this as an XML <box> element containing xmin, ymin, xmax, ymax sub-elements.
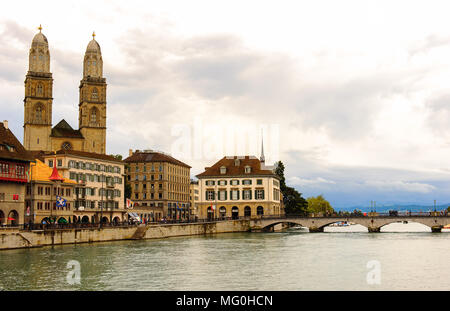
<box><xmin>243</xmin><ymin>190</ymin><xmax>252</xmax><ymax>200</ymax></box>
<box><xmin>256</xmin><ymin>179</ymin><xmax>263</xmax><ymax>185</ymax></box>
<box><xmin>48</xmin><ymin>160</ymin><xmax>53</xmax><ymax>168</ymax></box>
<box><xmin>57</xmin><ymin>159</ymin><xmax>62</xmax><ymax>167</ymax></box>
<box><xmin>206</xmin><ymin>180</ymin><xmax>215</xmax><ymax>186</ymax></box>
<box><xmin>218</xmin><ymin>180</ymin><xmax>227</xmax><ymax>186</ymax></box>
<box><xmin>245</xmin><ymin>166</ymin><xmax>251</xmax><ymax>173</ymax></box>
<box><xmin>255</xmin><ymin>189</ymin><xmax>265</xmax><ymax>200</ymax></box>
<box><xmin>231</xmin><ymin>180</ymin><xmax>239</xmax><ymax>186</ymax></box>
<box><xmin>90</xmin><ymin>107</ymin><xmax>98</xmax><ymax>123</ymax></box>
<box><xmin>91</xmin><ymin>88</ymin><xmax>98</xmax><ymax>100</ymax></box>
<box><xmin>218</xmin><ymin>190</ymin><xmax>227</xmax><ymax>201</ymax></box>
<box><xmin>243</xmin><ymin>179</ymin><xmax>252</xmax><ymax>185</ymax></box>
<box><xmin>206</xmin><ymin>190</ymin><xmax>215</xmax><ymax>201</ymax></box>
<box><xmin>37</xmin><ymin>83</ymin><xmax>43</xmax><ymax>96</ymax></box>
<box><xmin>220</xmin><ymin>166</ymin><xmax>226</xmax><ymax>174</ymax></box>
<box><xmin>35</xmin><ymin>105</ymin><xmax>43</xmax><ymax>122</ymax></box>
<box><xmin>231</xmin><ymin>190</ymin><xmax>239</xmax><ymax>200</ymax></box>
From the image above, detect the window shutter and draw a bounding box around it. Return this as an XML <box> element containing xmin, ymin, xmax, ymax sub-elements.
<box><xmin>225</xmin><ymin>191</ymin><xmax>227</xmax><ymax>200</ymax></box>
<box><xmin>237</xmin><ymin>190</ymin><xmax>240</xmax><ymax>200</ymax></box>
<box><xmin>249</xmin><ymin>190</ymin><xmax>252</xmax><ymax>200</ymax></box>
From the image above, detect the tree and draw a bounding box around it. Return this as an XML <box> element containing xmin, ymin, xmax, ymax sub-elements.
<box><xmin>306</xmin><ymin>195</ymin><xmax>334</xmax><ymax>215</ymax></box>
<box><xmin>274</xmin><ymin>161</ymin><xmax>308</xmax><ymax>215</ymax></box>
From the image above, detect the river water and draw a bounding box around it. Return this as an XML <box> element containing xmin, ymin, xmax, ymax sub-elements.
<box><xmin>0</xmin><ymin>223</ymin><xmax>449</xmax><ymax>291</ymax></box>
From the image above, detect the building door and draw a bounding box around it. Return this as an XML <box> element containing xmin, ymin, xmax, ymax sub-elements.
<box><xmin>244</xmin><ymin>206</ymin><xmax>251</xmax><ymax>218</ymax></box>
<box><xmin>232</xmin><ymin>206</ymin><xmax>239</xmax><ymax>220</ymax></box>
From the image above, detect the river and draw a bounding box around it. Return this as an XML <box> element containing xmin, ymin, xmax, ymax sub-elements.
<box><xmin>0</xmin><ymin>222</ymin><xmax>449</xmax><ymax>291</ymax></box>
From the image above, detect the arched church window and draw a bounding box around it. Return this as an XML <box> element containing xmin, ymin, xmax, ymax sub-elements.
<box><xmin>90</xmin><ymin>107</ymin><xmax>98</xmax><ymax>123</ymax></box>
<box><xmin>37</xmin><ymin>84</ymin><xmax>43</xmax><ymax>96</ymax></box>
<box><xmin>61</xmin><ymin>142</ymin><xmax>72</xmax><ymax>150</ymax></box>
<box><xmin>39</xmin><ymin>54</ymin><xmax>43</xmax><ymax>61</ymax></box>
<box><xmin>35</xmin><ymin>104</ymin><xmax>43</xmax><ymax>123</ymax></box>
<box><xmin>91</xmin><ymin>88</ymin><xmax>98</xmax><ymax>100</ymax></box>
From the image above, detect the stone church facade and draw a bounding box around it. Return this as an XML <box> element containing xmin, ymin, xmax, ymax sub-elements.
<box><xmin>23</xmin><ymin>27</ymin><xmax>107</xmax><ymax>154</ymax></box>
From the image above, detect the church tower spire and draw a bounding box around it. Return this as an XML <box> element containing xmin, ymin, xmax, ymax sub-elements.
<box><xmin>260</xmin><ymin>130</ymin><xmax>265</xmax><ymax>165</ymax></box>
<box><xmin>23</xmin><ymin>25</ymin><xmax>53</xmax><ymax>151</ymax></box>
<box><xmin>79</xmin><ymin>32</ymin><xmax>107</xmax><ymax>154</ymax></box>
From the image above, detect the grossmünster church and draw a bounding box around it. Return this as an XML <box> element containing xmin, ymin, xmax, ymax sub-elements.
<box><xmin>23</xmin><ymin>26</ymin><xmax>107</xmax><ymax>154</ymax></box>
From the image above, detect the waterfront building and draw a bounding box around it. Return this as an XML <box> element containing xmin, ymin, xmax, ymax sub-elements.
<box><xmin>25</xmin><ymin>159</ymin><xmax>76</xmax><ymax>224</ymax></box>
<box><xmin>124</xmin><ymin>149</ymin><xmax>191</xmax><ymax>221</ymax></box>
<box><xmin>40</xmin><ymin>150</ymin><xmax>126</xmax><ymax>224</ymax></box>
<box><xmin>0</xmin><ymin>121</ymin><xmax>32</xmax><ymax>225</ymax></box>
<box><xmin>23</xmin><ymin>26</ymin><xmax>107</xmax><ymax>154</ymax></box>
<box><xmin>196</xmin><ymin>155</ymin><xmax>284</xmax><ymax>220</ymax></box>
<box><xmin>189</xmin><ymin>179</ymin><xmax>200</xmax><ymax>219</ymax></box>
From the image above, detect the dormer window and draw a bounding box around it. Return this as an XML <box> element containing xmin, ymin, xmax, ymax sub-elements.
<box><xmin>245</xmin><ymin>166</ymin><xmax>251</xmax><ymax>174</ymax></box>
<box><xmin>234</xmin><ymin>159</ymin><xmax>240</xmax><ymax>166</ymax></box>
<box><xmin>220</xmin><ymin>166</ymin><xmax>226</xmax><ymax>174</ymax></box>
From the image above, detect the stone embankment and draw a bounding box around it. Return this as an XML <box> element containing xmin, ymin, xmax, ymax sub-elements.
<box><xmin>0</xmin><ymin>220</ymin><xmax>253</xmax><ymax>251</ymax></box>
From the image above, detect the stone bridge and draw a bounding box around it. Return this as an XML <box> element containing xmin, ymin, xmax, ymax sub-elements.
<box><xmin>249</xmin><ymin>216</ymin><xmax>450</xmax><ymax>233</ymax></box>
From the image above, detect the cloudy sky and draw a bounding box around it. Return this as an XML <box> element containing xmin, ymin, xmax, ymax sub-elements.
<box><xmin>2</xmin><ymin>0</ymin><xmax>450</xmax><ymax>208</ymax></box>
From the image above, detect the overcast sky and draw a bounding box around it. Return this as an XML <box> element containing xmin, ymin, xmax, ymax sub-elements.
<box><xmin>2</xmin><ymin>0</ymin><xmax>450</xmax><ymax>208</ymax></box>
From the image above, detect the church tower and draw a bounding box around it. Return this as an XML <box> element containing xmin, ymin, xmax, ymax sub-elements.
<box><xmin>23</xmin><ymin>25</ymin><xmax>53</xmax><ymax>151</ymax></box>
<box><xmin>79</xmin><ymin>32</ymin><xmax>107</xmax><ymax>154</ymax></box>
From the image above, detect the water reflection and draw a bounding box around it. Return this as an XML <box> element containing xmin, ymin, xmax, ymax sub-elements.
<box><xmin>0</xmin><ymin>225</ymin><xmax>449</xmax><ymax>291</ymax></box>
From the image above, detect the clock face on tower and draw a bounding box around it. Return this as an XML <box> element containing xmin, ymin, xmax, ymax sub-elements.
<box><xmin>62</xmin><ymin>142</ymin><xmax>72</xmax><ymax>150</ymax></box>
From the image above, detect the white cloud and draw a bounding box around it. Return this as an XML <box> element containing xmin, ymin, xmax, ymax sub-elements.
<box><xmin>2</xmin><ymin>1</ymin><xmax>450</xmax><ymax>207</ymax></box>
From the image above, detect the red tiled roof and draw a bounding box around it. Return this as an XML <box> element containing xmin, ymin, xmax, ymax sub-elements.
<box><xmin>196</xmin><ymin>156</ymin><xmax>277</xmax><ymax>178</ymax></box>
<box><xmin>124</xmin><ymin>151</ymin><xmax>191</xmax><ymax>168</ymax></box>
<box><xmin>0</xmin><ymin>122</ymin><xmax>33</xmax><ymax>162</ymax></box>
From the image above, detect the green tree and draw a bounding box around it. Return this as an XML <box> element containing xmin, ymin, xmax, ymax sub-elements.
<box><xmin>306</xmin><ymin>195</ymin><xmax>334</xmax><ymax>215</ymax></box>
<box><xmin>274</xmin><ymin>161</ymin><xmax>308</xmax><ymax>215</ymax></box>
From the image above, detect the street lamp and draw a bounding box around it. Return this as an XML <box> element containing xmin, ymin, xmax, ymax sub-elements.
<box><xmin>434</xmin><ymin>200</ymin><xmax>436</xmax><ymax>212</ymax></box>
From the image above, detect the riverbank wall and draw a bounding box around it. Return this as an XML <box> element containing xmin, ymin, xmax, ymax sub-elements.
<box><xmin>0</xmin><ymin>220</ymin><xmax>253</xmax><ymax>251</ymax></box>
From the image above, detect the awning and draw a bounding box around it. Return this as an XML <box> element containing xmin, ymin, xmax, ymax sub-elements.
<box><xmin>128</xmin><ymin>212</ymin><xmax>141</xmax><ymax>221</ymax></box>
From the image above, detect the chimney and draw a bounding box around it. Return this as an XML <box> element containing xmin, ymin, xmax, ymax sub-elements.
<box><xmin>129</xmin><ymin>149</ymin><xmax>133</xmax><ymax>156</ymax></box>
<box><xmin>3</xmin><ymin>120</ymin><xmax>8</xmax><ymax>129</ymax></box>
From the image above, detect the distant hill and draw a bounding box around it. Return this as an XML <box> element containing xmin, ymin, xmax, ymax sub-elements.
<box><xmin>335</xmin><ymin>204</ymin><xmax>450</xmax><ymax>213</ymax></box>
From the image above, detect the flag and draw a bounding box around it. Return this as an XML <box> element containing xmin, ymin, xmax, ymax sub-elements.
<box><xmin>126</xmin><ymin>198</ymin><xmax>134</xmax><ymax>209</ymax></box>
<box><xmin>56</xmin><ymin>195</ymin><xmax>66</xmax><ymax>208</ymax></box>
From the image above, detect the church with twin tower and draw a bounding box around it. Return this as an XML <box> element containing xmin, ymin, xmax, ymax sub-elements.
<box><xmin>23</xmin><ymin>26</ymin><xmax>107</xmax><ymax>154</ymax></box>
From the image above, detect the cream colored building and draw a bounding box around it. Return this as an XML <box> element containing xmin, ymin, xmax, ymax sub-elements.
<box><xmin>189</xmin><ymin>180</ymin><xmax>200</xmax><ymax>219</ymax></box>
<box><xmin>41</xmin><ymin>150</ymin><xmax>126</xmax><ymax>224</ymax></box>
<box><xmin>23</xmin><ymin>27</ymin><xmax>107</xmax><ymax>154</ymax></box>
<box><xmin>25</xmin><ymin>159</ymin><xmax>76</xmax><ymax>224</ymax></box>
<box><xmin>196</xmin><ymin>156</ymin><xmax>284</xmax><ymax>220</ymax></box>
<box><xmin>124</xmin><ymin>149</ymin><xmax>191</xmax><ymax>221</ymax></box>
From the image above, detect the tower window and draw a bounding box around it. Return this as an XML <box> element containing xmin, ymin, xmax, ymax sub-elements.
<box><xmin>91</xmin><ymin>88</ymin><xmax>98</xmax><ymax>100</ymax></box>
<box><xmin>37</xmin><ymin>84</ymin><xmax>43</xmax><ymax>96</ymax></box>
<box><xmin>35</xmin><ymin>105</ymin><xmax>43</xmax><ymax>122</ymax></box>
<box><xmin>90</xmin><ymin>107</ymin><xmax>98</xmax><ymax>123</ymax></box>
